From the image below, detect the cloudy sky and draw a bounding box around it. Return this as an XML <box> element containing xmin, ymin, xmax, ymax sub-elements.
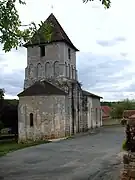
<box><xmin>0</xmin><ymin>0</ymin><xmax>135</xmax><ymax>101</ymax></box>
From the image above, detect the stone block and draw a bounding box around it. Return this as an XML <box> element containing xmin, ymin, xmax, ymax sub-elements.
<box><xmin>121</xmin><ymin>178</ymin><xmax>130</xmax><ymax>180</ymax></box>
<box><xmin>129</xmin><ymin>170</ymin><xmax>135</xmax><ymax>178</ymax></box>
<box><xmin>129</xmin><ymin>162</ymin><xmax>135</xmax><ymax>167</ymax></box>
<box><xmin>123</xmin><ymin>154</ymin><xmax>129</xmax><ymax>164</ymax></box>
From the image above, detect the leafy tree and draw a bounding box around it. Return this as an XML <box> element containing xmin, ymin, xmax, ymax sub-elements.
<box><xmin>0</xmin><ymin>121</ymin><xmax>4</xmax><ymax>134</ymax></box>
<box><xmin>0</xmin><ymin>88</ymin><xmax>5</xmax><ymax>120</ymax></box>
<box><xmin>0</xmin><ymin>88</ymin><xmax>4</xmax><ymax>100</ymax></box>
<box><xmin>0</xmin><ymin>88</ymin><xmax>5</xmax><ymax>109</ymax></box>
<box><xmin>0</xmin><ymin>0</ymin><xmax>111</xmax><ymax>52</ymax></box>
<box><xmin>83</xmin><ymin>0</ymin><xmax>111</xmax><ymax>8</ymax></box>
<box><xmin>110</xmin><ymin>103</ymin><xmax>124</xmax><ymax>119</ymax></box>
<box><xmin>110</xmin><ymin>99</ymin><xmax>135</xmax><ymax>119</ymax></box>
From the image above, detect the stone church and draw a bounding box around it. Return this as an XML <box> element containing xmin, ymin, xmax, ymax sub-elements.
<box><xmin>17</xmin><ymin>13</ymin><xmax>102</xmax><ymax>142</ymax></box>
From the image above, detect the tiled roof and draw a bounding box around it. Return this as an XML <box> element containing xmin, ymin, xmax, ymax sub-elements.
<box><xmin>17</xmin><ymin>80</ymin><xmax>67</xmax><ymax>97</ymax></box>
<box><xmin>101</xmin><ymin>106</ymin><xmax>112</xmax><ymax>118</ymax></box>
<box><xmin>129</xmin><ymin>114</ymin><xmax>135</xmax><ymax>119</ymax></box>
<box><xmin>123</xmin><ymin>110</ymin><xmax>135</xmax><ymax>118</ymax></box>
<box><xmin>82</xmin><ymin>90</ymin><xmax>102</xmax><ymax>99</ymax></box>
<box><xmin>23</xmin><ymin>13</ymin><xmax>79</xmax><ymax>51</ymax></box>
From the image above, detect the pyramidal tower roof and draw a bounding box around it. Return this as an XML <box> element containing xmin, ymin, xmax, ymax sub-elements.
<box><xmin>24</xmin><ymin>13</ymin><xmax>79</xmax><ymax>51</ymax></box>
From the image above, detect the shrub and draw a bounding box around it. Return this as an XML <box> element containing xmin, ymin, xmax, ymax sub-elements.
<box><xmin>122</xmin><ymin>139</ymin><xmax>128</xmax><ymax>151</ymax></box>
<box><xmin>121</xmin><ymin>119</ymin><xmax>127</xmax><ymax>125</ymax></box>
<box><xmin>0</xmin><ymin>121</ymin><xmax>4</xmax><ymax>133</ymax></box>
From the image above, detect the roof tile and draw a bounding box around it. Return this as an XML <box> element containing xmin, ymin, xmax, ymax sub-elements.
<box><xmin>24</xmin><ymin>13</ymin><xmax>79</xmax><ymax>51</ymax></box>
<box><xmin>18</xmin><ymin>80</ymin><xmax>67</xmax><ymax>97</ymax></box>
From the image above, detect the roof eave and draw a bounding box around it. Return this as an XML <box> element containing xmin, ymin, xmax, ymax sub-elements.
<box><xmin>23</xmin><ymin>40</ymin><xmax>79</xmax><ymax>51</ymax></box>
<box><xmin>91</xmin><ymin>95</ymin><xmax>103</xmax><ymax>99</ymax></box>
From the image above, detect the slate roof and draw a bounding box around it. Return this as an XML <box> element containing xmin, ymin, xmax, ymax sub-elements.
<box><xmin>82</xmin><ymin>90</ymin><xmax>102</xmax><ymax>99</ymax></box>
<box><xmin>17</xmin><ymin>80</ymin><xmax>67</xmax><ymax>97</ymax></box>
<box><xmin>23</xmin><ymin>13</ymin><xmax>79</xmax><ymax>51</ymax></box>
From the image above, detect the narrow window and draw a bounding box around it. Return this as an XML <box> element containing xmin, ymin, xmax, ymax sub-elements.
<box><xmin>40</xmin><ymin>46</ymin><xmax>45</xmax><ymax>57</ymax></box>
<box><xmin>96</xmin><ymin>108</ymin><xmax>98</xmax><ymax>126</ymax></box>
<box><xmin>65</xmin><ymin>62</ymin><xmax>67</xmax><ymax>77</ymax></box>
<box><xmin>68</xmin><ymin>64</ymin><xmax>70</xmax><ymax>78</ymax></box>
<box><xmin>68</xmin><ymin>48</ymin><xmax>71</xmax><ymax>59</ymax></box>
<box><xmin>37</xmin><ymin>63</ymin><xmax>42</xmax><ymax>78</ymax></box>
<box><xmin>54</xmin><ymin>61</ymin><xmax>59</xmax><ymax>76</ymax></box>
<box><xmin>45</xmin><ymin>62</ymin><xmax>50</xmax><ymax>77</ymax></box>
<box><xmin>30</xmin><ymin>113</ymin><xmax>34</xmax><ymax>127</ymax></box>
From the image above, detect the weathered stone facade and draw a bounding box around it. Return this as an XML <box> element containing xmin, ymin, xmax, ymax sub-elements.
<box><xmin>18</xmin><ymin>95</ymin><xmax>66</xmax><ymax>142</ymax></box>
<box><xmin>121</xmin><ymin>152</ymin><xmax>135</xmax><ymax>180</ymax></box>
<box><xmin>121</xmin><ymin>120</ymin><xmax>135</xmax><ymax>180</ymax></box>
<box><xmin>18</xmin><ymin>13</ymin><xmax>102</xmax><ymax>142</ymax></box>
<box><xmin>82</xmin><ymin>91</ymin><xmax>102</xmax><ymax>132</ymax></box>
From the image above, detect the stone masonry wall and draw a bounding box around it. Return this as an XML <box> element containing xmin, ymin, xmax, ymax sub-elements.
<box><xmin>18</xmin><ymin>95</ymin><xmax>66</xmax><ymax>142</ymax></box>
<box><xmin>121</xmin><ymin>120</ymin><xmax>135</xmax><ymax>180</ymax></box>
<box><xmin>121</xmin><ymin>152</ymin><xmax>135</xmax><ymax>180</ymax></box>
<box><xmin>92</xmin><ymin>97</ymin><xmax>102</xmax><ymax>128</ymax></box>
<box><xmin>82</xmin><ymin>95</ymin><xmax>102</xmax><ymax>131</ymax></box>
<box><xmin>24</xmin><ymin>42</ymin><xmax>77</xmax><ymax>89</ymax></box>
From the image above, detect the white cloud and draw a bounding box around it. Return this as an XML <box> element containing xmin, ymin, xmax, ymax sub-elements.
<box><xmin>1</xmin><ymin>0</ymin><xmax>135</xmax><ymax>101</ymax></box>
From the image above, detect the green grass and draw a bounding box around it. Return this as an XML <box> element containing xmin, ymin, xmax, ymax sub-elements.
<box><xmin>122</xmin><ymin>139</ymin><xmax>128</xmax><ymax>151</ymax></box>
<box><xmin>66</xmin><ymin>135</ymin><xmax>74</xmax><ymax>140</ymax></box>
<box><xmin>0</xmin><ymin>139</ymin><xmax>50</xmax><ymax>157</ymax></box>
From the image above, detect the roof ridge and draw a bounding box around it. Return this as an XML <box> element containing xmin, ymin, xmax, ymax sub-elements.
<box><xmin>40</xmin><ymin>79</ymin><xmax>66</xmax><ymax>93</ymax></box>
<box><xmin>23</xmin><ymin>13</ymin><xmax>79</xmax><ymax>51</ymax></box>
<box><xmin>17</xmin><ymin>80</ymin><xmax>67</xmax><ymax>97</ymax></box>
<box><xmin>48</xmin><ymin>14</ymin><xmax>65</xmax><ymax>40</ymax></box>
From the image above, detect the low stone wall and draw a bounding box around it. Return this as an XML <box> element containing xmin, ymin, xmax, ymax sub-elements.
<box><xmin>121</xmin><ymin>152</ymin><xmax>135</xmax><ymax>180</ymax></box>
<box><xmin>121</xmin><ymin>119</ymin><xmax>135</xmax><ymax>180</ymax></box>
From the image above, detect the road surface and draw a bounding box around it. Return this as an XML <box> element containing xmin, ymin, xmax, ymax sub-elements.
<box><xmin>0</xmin><ymin>126</ymin><xmax>124</xmax><ymax>180</ymax></box>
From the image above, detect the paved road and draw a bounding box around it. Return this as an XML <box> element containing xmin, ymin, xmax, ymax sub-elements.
<box><xmin>0</xmin><ymin>126</ymin><xmax>124</xmax><ymax>180</ymax></box>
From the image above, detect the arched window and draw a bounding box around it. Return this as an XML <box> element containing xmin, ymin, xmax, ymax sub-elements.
<box><xmin>54</xmin><ymin>61</ymin><xmax>59</xmax><ymax>76</ymax></box>
<box><xmin>30</xmin><ymin>113</ymin><xmax>34</xmax><ymax>127</ymax></box>
<box><xmin>71</xmin><ymin>65</ymin><xmax>74</xmax><ymax>79</ymax></box>
<box><xmin>37</xmin><ymin>63</ymin><xmax>42</xmax><ymax>78</ymax></box>
<box><xmin>72</xmin><ymin>66</ymin><xmax>75</xmax><ymax>79</ymax></box>
<box><xmin>65</xmin><ymin>62</ymin><xmax>68</xmax><ymax>77</ymax></box>
<box><xmin>28</xmin><ymin>64</ymin><xmax>33</xmax><ymax>76</ymax></box>
<box><xmin>45</xmin><ymin>62</ymin><xmax>50</xmax><ymax>77</ymax></box>
<box><xmin>68</xmin><ymin>64</ymin><xmax>70</xmax><ymax>78</ymax></box>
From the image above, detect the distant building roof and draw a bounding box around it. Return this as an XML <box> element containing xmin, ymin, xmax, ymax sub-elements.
<box><xmin>23</xmin><ymin>13</ymin><xmax>79</xmax><ymax>51</ymax></box>
<box><xmin>123</xmin><ymin>110</ymin><xmax>135</xmax><ymax>119</ymax></box>
<box><xmin>17</xmin><ymin>80</ymin><xmax>67</xmax><ymax>97</ymax></box>
<box><xmin>101</xmin><ymin>106</ymin><xmax>112</xmax><ymax>118</ymax></box>
<box><xmin>129</xmin><ymin>114</ymin><xmax>135</xmax><ymax>119</ymax></box>
<box><xmin>82</xmin><ymin>90</ymin><xmax>102</xmax><ymax>99</ymax></box>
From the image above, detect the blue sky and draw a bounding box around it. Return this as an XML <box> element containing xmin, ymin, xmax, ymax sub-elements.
<box><xmin>0</xmin><ymin>0</ymin><xmax>135</xmax><ymax>101</ymax></box>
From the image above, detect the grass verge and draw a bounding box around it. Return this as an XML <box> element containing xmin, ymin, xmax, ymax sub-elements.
<box><xmin>0</xmin><ymin>139</ymin><xmax>50</xmax><ymax>157</ymax></box>
<box><xmin>66</xmin><ymin>136</ymin><xmax>74</xmax><ymax>139</ymax></box>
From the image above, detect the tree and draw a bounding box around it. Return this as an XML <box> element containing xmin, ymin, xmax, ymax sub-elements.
<box><xmin>0</xmin><ymin>88</ymin><xmax>5</xmax><ymax>120</ymax></box>
<box><xmin>0</xmin><ymin>0</ymin><xmax>111</xmax><ymax>52</ymax></box>
<box><xmin>110</xmin><ymin>103</ymin><xmax>124</xmax><ymax>119</ymax></box>
<box><xmin>0</xmin><ymin>88</ymin><xmax>5</xmax><ymax>108</ymax></box>
<box><xmin>0</xmin><ymin>89</ymin><xmax>5</xmax><ymax>134</ymax></box>
<box><xmin>0</xmin><ymin>121</ymin><xmax>4</xmax><ymax>134</ymax></box>
<box><xmin>110</xmin><ymin>99</ymin><xmax>135</xmax><ymax>119</ymax></box>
